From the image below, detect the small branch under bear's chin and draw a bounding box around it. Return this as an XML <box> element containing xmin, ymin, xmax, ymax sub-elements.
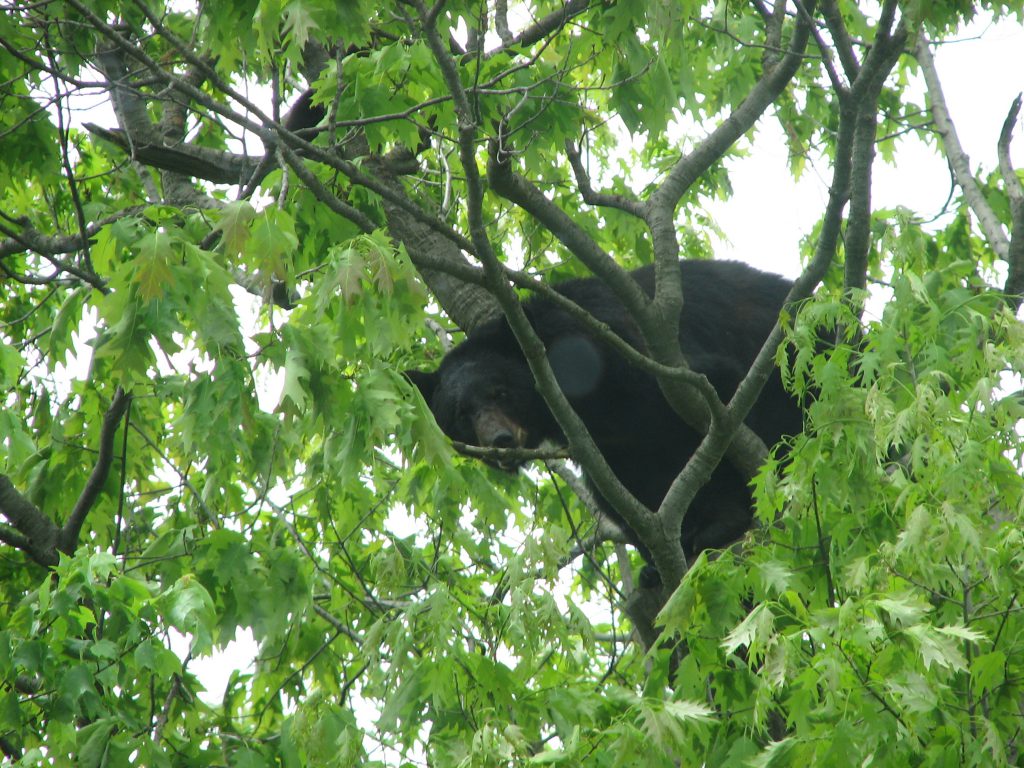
<box><xmin>450</xmin><ymin>441</ymin><xmax>570</xmax><ymax>471</ymax></box>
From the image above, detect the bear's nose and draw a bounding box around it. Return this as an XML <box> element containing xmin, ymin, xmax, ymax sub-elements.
<box><xmin>472</xmin><ymin>408</ymin><xmax>525</xmax><ymax>450</ymax></box>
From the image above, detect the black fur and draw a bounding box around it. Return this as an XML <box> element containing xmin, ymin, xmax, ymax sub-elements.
<box><xmin>409</xmin><ymin>260</ymin><xmax>802</xmax><ymax>567</ymax></box>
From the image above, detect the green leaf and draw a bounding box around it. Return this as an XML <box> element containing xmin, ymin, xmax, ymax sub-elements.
<box><xmin>77</xmin><ymin>719</ymin><xmax>115</xmax><ymax>768</ymax></box>
<box><xmin>162</xmin><ymin>576</ymin><xmax>216</xmax><ymax>655</ymax></box>
<box><xmin>216</xmin><ymin>200</ymin><xmax>256</xmax><ymax>259</ymax></box>
<box><xmin>721</xmin><ymin>603</ymin><xmax>774</xmax><ymax>656</ymax></box>
<box><xmin>47</xmin><ymin>287</ymin><xmax>85</xmax><ymax>365</ymax></box>
<box><xmin>133</xmin><ymin>231</ymin><xmax>176</xmax><ymax>301</ymax></box>
<box><xmin>876</xmin><ymin>593</ymin><xmax>931</xmax><ymax>627</ymax></box>
<box><xmin>280</xmin><ymin>344</ymin><xmax>311</xmax><ymax>411</ymax></box>
<box><xmin>906</xmin><ymin>624</ymin><xmax>968</xmax><ymax>672</ymax></box>
<box><xmin>935</xmin><ymin>624</ymin><xmax>987</xmax><ymax>644</ymax></box>
<box><xmin>4</xmin><ymin>3</ymin><xmax>1024</xmax><ymax>765</ymax></box>
<box><xmin>635</xmin><ymin>696</ymin><xmax>714</xmax><ymax>753</ymax></box>
<box><xmin>331</xmin><ymin>245</ymin><xmax>365</xmax><ymax>305</ymax></box>
<box><xmin>249</xmin><ymin>208</ymin><xmax>298</xmax><ymax>281</ymax></box>
<box><xmin>0</xmin><ymin>342</ymin><xmax>25</xmax><ymax>391</ymax></box>
<box><xmin>282</xmin><ymin>0</ymin><xmax>319</xmax><ymax>50</ymax></box>
<box><xmin>971</xmin><ymin>651</ymin><xmax>1007</xmax><ymax>695</ymax></box>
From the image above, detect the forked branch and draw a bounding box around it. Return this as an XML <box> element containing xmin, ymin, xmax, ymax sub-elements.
<box><xmin>0</xmin><ymin>388</ymin><xmax>131</xmax><ymax>567</ymax></box>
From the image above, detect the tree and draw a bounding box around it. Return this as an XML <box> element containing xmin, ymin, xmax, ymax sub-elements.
<box><xmin>2</xmin><ymin>0</ymin><xmax>1024</xmax><ymax>764</ymax></box>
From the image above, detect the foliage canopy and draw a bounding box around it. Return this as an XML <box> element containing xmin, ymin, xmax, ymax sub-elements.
<box><xmin>2</xmin><ymin>0</ymin><xmax>1024</xmax><ymax>765</ymax></box>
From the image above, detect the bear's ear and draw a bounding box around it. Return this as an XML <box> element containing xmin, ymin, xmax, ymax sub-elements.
<box><xmin>404</xmin><ymin>369</ymin><xmax>437</xmax><ymax>404</ymax></box>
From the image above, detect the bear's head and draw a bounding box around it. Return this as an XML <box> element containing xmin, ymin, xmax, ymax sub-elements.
<box><xmin>406</xmin><ymin>336</ymin><xmax>560</xmax><ymax>469</ymax></box>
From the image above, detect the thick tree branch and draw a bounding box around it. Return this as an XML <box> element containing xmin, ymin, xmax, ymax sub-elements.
<box><xmin>633</xmin><ymin>2</ymin><xmax>818</xmax><ymax>502</ymax></box>
<box><xmin>487</xmin><ymin>133</ymin><xmax>742</xmax><ymax>452</ymax></box>
<box><xmin>998</xmin><ymin>95</ymin><xmax>1024</xmax><ymax>304</ymax></box>
<box><xmin>819</xmin><ymin>0</ymin><xmax>862</xmax><ymax>82</ymax></box>
<box><xmin>759</xmin><ymin>0</ymin><xmax>788</xmax><ymax>70</ymax></box>
<box><xmin>640</xmin><ymin>3</ymin><xmax>815</xmax><ymax>372</ymax></box>
<box><xmin>275</xmin><ymin>141</ymin><xmax>378</xmax><ymax>234</ymax></box>
<box><xmin>379</xmin><ymin>196</ymin><xmax>502</xmax><ymax>332</ymax></box>
<box><xmin>482</xmin><ymin>4</ymin><xmax>827</xmax><ymax>590</ymax></box>
<box><xmin>68</xmin><ymin>0</ymin><xmax>275</xmax><ymax>147</ymax></box>
<box><xmin>489</xmin><ymin>131</ymin><xmax>744</xmax><ymax>453</ymax></box>
<box><xmin>0</xmin><ymin>208</ymin><xmax>144</xmax><ymax>259</ymax></box>
<box><xmin>0</xmin><ymin>478</ymin><xmax>59</xmax><ymax>567</ymax></box>
<box><xmin>0</xmin><ymin>523</ymin><xmax>32</xmax><ymax>551</ymax></box>
<box><xmin>92</xmin><ymin>43</ymin><xmax>499</xmax><ymax>335</ymax></box>
<box><xmin>0</xmin><ymin>388</ymin><xmax>132</xmax><ymax>567</ymax></box>
<box><xmin>843</xmin><ymin>6</ymin><xmax>909</xmax><ymax>296</ymax></box>
<box><xmin>59</xmin><ymin>387</ymin><xmax>131</xmax><ymax>554</ymax></box>
<box><xmin>646</xmin><ymin>1</ymin><xmax>816</xmax><ymax>222</ymax></box>
<box><xmin>85</xmin><ymin>31</ymin><xmax>496</xmax><ymax>329</ymax></box>
<box><xmin>80</xmin><ymin>0</ymin><xmax>523</xmax><ymax>338</ymax></box>
<box><xmin>676</xmin><ymin>8</ymin><xmax>905</xmax><ymax>517</ymax></box>
<box><xmin>0</xmin><ymin>219</ymin><xmax>108</xmax><ymax>292</ymax></box>
<box><xmin>1000</xmin><ymin>96</ymin><xmax>1024</xmax><ymax>209</ymax></box>
<box><xmin>85</xmin><ymin>122</ymin><xmax>259</xmax><ymax>185</ymax></box>
<box><xmin>797</xmin><ymin>0</ymin><xmax>848</xmax><ymax>94</ymax></box>
<box><xmin>658</xmin><ymin>41</ymin><xmax>862</xmax><ymax>571</ymax></box>
<box><xmin>93</xmin><ymin>43</ymin><xmax>161</xmax><ymax>147</ymax></box>
<box><xmin>483</xmin><ymin>0</ymin><xmax>593</xmax><ymax>58</ymax></box>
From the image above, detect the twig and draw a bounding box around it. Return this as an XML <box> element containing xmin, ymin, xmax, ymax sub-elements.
<box><xmin>564</xmin><ymin>139</ymin><xmax>645</xmax><ymax>217</ymax></box>
<box><xmin>152</xmin><ymin>674</ymin><xmax>183</xmax><ymax>743</ymax></box>
<box><xmin>129</xmin><ymin>422</ymin><xmax>218</xmax><ymax>528</ymax></box>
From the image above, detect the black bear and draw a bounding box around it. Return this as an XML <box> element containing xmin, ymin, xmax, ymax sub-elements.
<box><xmin>407</xmin><ymin>260</ymin><xmax>802</xmax><ymax>567</ymax></box>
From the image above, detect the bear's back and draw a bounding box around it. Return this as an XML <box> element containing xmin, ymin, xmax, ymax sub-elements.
<box><xmin>543</xmin><ymin>260</ymin><xmax>791</xmax><ymax>363</ymax></box>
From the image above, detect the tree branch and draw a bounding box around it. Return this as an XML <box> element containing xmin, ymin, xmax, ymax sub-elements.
<box><xmin>843</xmin><ymin>5</ymin><xmax>908</xmax><ymax>297</ymax></box>
<box><xmin>657</xmin><ymin>25</ymin><xmax>863</xmax><ymax>567</ymax></box>
<box><xmin>646</xmin><ymin>1</ymin><xmax>816</xmax><ymax>221</ymax></box>
<box><xmin>998</xmin><ymin>95</ymin><xmax>1024</xmax><ymax>305</ymax></box>
<box><xmin>631</xmin><ymin>2</ymin><xmax>818</xmax><ymax>508</ymax></box>
<box><xmin>0</xmin><ymin>476</ymin><xmax>60</xmax><ymax>567</ymax></box>
<box><xmin>564</xmin><ymin>139</ymin><xmax>646</xmax><ymax>217</ymax></box>
<box><xmin>483</xmin><ymin>0</ymin><xmax>593</xmax><ymax>58</ymax></box>
<box><xmin>0</xmin><ymin>219</ymin><xmax>109</xmax><ymax>292</ymax></box>
<box><xmin>916</xmin><ymin>36</ymin><xmax>1010</xmax><ymax>261</ymax></box>
<box><xmin>85</xmin><ymin>122</ymin><xmax>258</xmax><ymax>185</ymax></box>
<box><xmin>819</xmin><ymin>0</ymin><xmax>861</xmax><ymax>82</ymax></box>
<box><xmin>487</xmin><ymin>135</ymin><xmax>648</xmax><ymax>317</ymax></box>
<box><xmin>999</xmin><ymin>95</ymin><xmax>1024</xmax><ymax>210</ymax></box>
<box><xmin>275</xmin><ymin>140</ymin><xmax>378</xmax><ymax>234</ymax></box>
<box><xmin>78</xmin><ymin>0</ymin><xmax>507</xmax><ymax>336</ymax></box>
<box><xmin>58</xmin><ymin>387</ymin><xmax>132</xmax><ymax>554</ymax></box>
<box><xmin>0</xmin><ymin>207</ymin><xmax>144</xmax><ymax>259</ymax></box>
<box><xmin>0</xmin><ymin>521</ymin><xmax>36</xmax><ymax>555</ymax></box>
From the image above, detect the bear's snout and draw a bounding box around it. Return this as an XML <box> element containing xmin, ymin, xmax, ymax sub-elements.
<box><xmin>471</xmin><ymin>407</ymin><xmax>526</xmax><ymax>451</ymax></box>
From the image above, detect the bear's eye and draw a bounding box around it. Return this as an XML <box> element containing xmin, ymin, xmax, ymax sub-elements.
<box><xmin>489</xmin><ymin>386</ymin><xmax>509</xmax><ymax>401</ymax></box>
<box><xmin>446</xmin><ymin>408</ymin><xmax>472</xmax><ymax>443</ymax></box>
